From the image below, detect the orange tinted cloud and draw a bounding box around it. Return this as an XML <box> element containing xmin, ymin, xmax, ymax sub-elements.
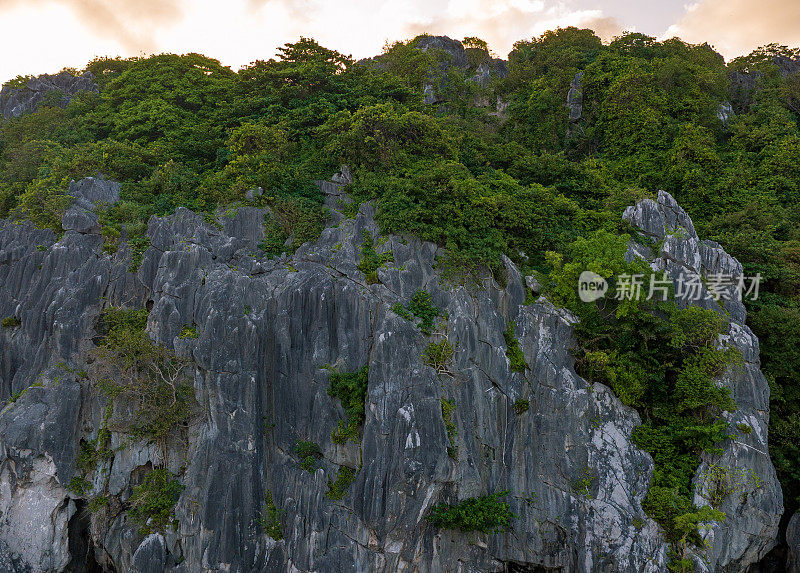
<box><xmin>583</xmin><ymin>16</ymin><xmax>624</xmax><ymax>42</ymax></box>
<box><xmin>665</xmin><ymin>0</ymin><xmax>800</xmax><ymax>60</ymax></box>
<box><xmin>0</xmin><ymin>0</ymin><xmax>183</xmax><ymax>53</ymax></box>
<box><xmin>400</xmin><ymin>0</ymin><xmax>623</xmax><ymax>56</ymax></box>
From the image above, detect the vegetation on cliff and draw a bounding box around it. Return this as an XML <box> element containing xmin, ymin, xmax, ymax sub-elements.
<box><xmin>2</xmin><ymin>29</ymin><xmax>800</xmax><ymax>558</ymax></box>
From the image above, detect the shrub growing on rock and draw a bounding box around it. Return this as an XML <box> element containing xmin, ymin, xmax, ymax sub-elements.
<box><xmin>326</xmin><ymin>466</ymin><xmax>357</xmax><ymax>501</ymax></box>
<box><xmin>258</xmin><ymin>490</ymin><xmax>284</xmax><ymax>540</ymax></box>
<box><xmin>179</xmin><ymin>324</ymin><xmax>199</xmax><ymax>339</ymax></box>
<box><xmin>294</xmin><ymin>440</ymin><xmax>322</xmax><ymax>472</ymax></box>
<box><xmin>441</xmin><ymin>398</ymin><xmax>458</xmax><ymax>459</ymax></box>
<box><xmin>327</xmin><ymin>365</ymin><xmax>369</xmax><ymax>444</ymax></box>
<box><xmin>503</xmin><ymin>323</ymin><xmax>528</xmax><ymax>372</ymax></box>
<box><xmin>129</xmin><ymin>468</ymin><xmax>185</xmax><ymax>534</ymax></box>
<box><xmin>426</xmin><ymin>491</ymin><xmax>515</xmax><ymax>534</ymax></box>
<box><xmin>1</xmin><ymin>316</ymin><xmax>21</xmax><ymax>328</ymax></box>
<box><xmin>548</xmin><ymin>231</ymin><xmax>739</xmax><ymax>555</ymax></box>
<box><xmin>357</xmin><ymin>230</ymin><xmax>393</xmax><ymax>284</ymax></box>
<box><xmin>394</xmin><ymin>290</ymin><xmax>441</xmax><ymax>334</ymax></box>
<box><xmin>423</xmin><ymin>340</ymin><xmax>455</xmax><ymax>374</ymax></box>
<box><xmin>90</xmin><ymin>308</ymin><xmax>198</xmax><ymax>454</ymax></box>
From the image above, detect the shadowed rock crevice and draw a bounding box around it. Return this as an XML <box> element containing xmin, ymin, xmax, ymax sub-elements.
<box><xmin>65</xmin><ymin>500</ymin><xmax>105</xmax><ymax>573</ymax></box>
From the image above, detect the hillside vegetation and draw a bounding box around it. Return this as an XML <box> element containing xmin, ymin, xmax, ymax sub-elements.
<box><xmin>2</xmin><ymin>29</ymin><xmax>800</xmax><ymax>563</ymax></box>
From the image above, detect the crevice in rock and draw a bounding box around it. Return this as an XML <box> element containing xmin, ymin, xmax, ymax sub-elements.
<box><xmin>0</xmin><ymin>343</ymin><xmax>20</xmax><ymax>400</ymax></box>
<box><xmin>65</xmin><ymin>499</ymin><xmax>107</xmax><ymax>573</ymax></box>
<box><xmin>503</xmin><ymin>561</ymin><xmax>562</xmax><ymax>572</ymax></box>
<box><xmin>753</xmin><ymin>542</ymin><xmax>788</xmax><ymax>572</ymax></box>
<box><xmin>753</xmin><ymin>505</ymin><xmax>796</xmax><ymax>572</ymax></box>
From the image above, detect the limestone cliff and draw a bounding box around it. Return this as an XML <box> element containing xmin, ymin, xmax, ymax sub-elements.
<box><xmin>0</xmin><ymin>175</ymin><xmax>783</xmax><ymax>572</ymax></box>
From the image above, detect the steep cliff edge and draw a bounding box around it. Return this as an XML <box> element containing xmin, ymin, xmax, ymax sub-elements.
<box><xmin>0</xmin><ymin>176</ymin><xmax>782</xmax><ymax>572</ymax></box>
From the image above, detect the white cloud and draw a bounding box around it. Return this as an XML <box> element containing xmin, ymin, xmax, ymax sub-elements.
<box><xmin>0</xmin><ymin>4</ymin><xmax>128</xmax><ymax>82</ymax></box>
<box><xmin>0</xmin><ymin>0</ymin><xmax>183</xmax><ymax>53</ymax></box>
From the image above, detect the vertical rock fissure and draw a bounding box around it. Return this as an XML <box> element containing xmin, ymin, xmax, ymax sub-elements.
<box><xmin>66</xmin><ymin>500</ymin><xmax>106</xmax><ymax>573</ymax></box>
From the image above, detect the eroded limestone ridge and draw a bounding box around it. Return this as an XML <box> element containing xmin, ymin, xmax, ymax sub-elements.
<box><xmin>0</xmin><ymin>175</ymin><xmax>782</xmax><ymax>572</ymax></box>
<box><xmin>0</xmin><ymin>71</ymin><xmax>98</xmax><ymax>120</ymax></box>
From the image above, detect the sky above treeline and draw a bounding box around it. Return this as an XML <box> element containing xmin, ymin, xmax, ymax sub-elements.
<box><xmin>0</xmin><ymin>0</ymin><xmax>799</xmax><ymax>84</ymax></box>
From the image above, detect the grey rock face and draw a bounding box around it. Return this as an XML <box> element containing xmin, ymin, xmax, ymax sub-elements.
<box><xmin>525</xmin><ymin>275</ymin><xmax>541</xmax><ymax>294</ymax></box>
<box><xmin>470</xmin><ymin>62</ymin><xmax>496</xmax><ymax>87</ymax></box>
<box><xmin>0</xmin><ymin>177</ymin><xmax>783</xmax><ymax>572</ymax></box>
<box><xmin>0</xmin><ymin>455</ymin><xmax>75</xmax><ymax>572</ymax></box>
<box><xmin>415</xmin><ymin>35</ymin><xmax>468</xmax><ymax>68</ymax></box>
<box><xmin>422</xmin><ymin>83</ymin><xmax>438</xmax><ymax>105</ymax></box>
<box><xmin>61</xmin><ymin>177</ymin><xmax>121</xmax><ymax>234</ymax></box>
<box><xmin>728</xmin><ymin>55</ymin><xmax>800</xmax><ymax>112</ymax></box>
<box><xmin>787</xmin><ymin>512</ymin><xmax>800</xmax><ymax>572</ymax></box>
<box><xmin>131</xmin><ymin>534</ymin><xmax>167</xmax><ymax>573</ymax></box>
<box><xmin>68</xmin><ymin>177</ymin><xmax>121</xmax><ymax>209</ymax></box>
<box><xmin>316</xmin><ymin>166</ymin><xmax>354</xmax><ymax>216</ymax></box>
<box><xmin>468</xmin><ymin>59</ymin><xmax>509</xmax><ymax>88</ymax></box>
<box><xmin>625</xmin><ymin>191</ymin><xmax>783</xmax><ymax>571</ymax></box>
<box><xmin>567</xmin><ymin>71</ymin><xmax>584</xmax><ymax>122</ymax></box>
<box><xmin>773</xmin><ymin>55</ymin><xmax>800</xmax><ymax>77</ymax></box>
<box><xmin>0</xmin><ymin>71</ymin><xmax>98</xmax><ymax>119</ymax></box>
<box><xmin>415</xmin><ymin>36</ymin><xmax>507</xmax><ymax>103</ymax></box>
<box><xmin>489</xmin><ymin>96</ymin><xmax>510</xmax><ymax>119</ymax></box>
<box><xmin>0</xmin><ymin>382</ymin><xmax>80</xmax><ymax>573</ymax></box>
<box><xmin>362</xmin><ymin>36</ymin><xmax>507</xmax><ymax>108</ymax></box>
<box><xmin>729</xmin><ymin>69</ymin><xmax>759</xmax><ymax>113</ymax></box>
<box><xmin>61</xmin><ymin>207</ymin><xmax>101</xmax><ymax>234</ymax></box>
<box><xmin>718</xmin><ymin>101</ymin><xmax>735</xmax><ymax>123</ymax></box>
<box><xmin>245</xmin><ymin>187</ymin><xmax>264</xmax><ymax>202</ymax></box>
<box><xmin>566</xmin><ymin>71</ymin><xmax>585</xmax><ymax>138</ymax></box>
<box><xmin>331</xmin><ymin>164</ymin><xmax>352</xmax><ymax>186</ymax></box>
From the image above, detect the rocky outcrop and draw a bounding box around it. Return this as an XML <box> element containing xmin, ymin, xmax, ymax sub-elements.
<box><xmin>773</xmin><ymin>56</ymin><xmax>800</xmax><ymax>78</ymax></box>
<box><xmin>567</xmin><ymin>71</ymin><xmax>584</xmax><ymax>122</ymax></box>
<box><xmin>61</xmin><ymin>177</ymin><xmax>121</xmax><ymax>234</ymax></box>
<box><xmin>468</xmin><ymin>59</ymin><xmax>509</xmax><ymax>88</ymax></box>
<box><xmin>415</xmin><ymin>35</ymin><xmax>469</xmax><ymax>69</ymax></box>
<box><xmin>566</xmin><ymin>71</ymin><xmax>585</xmax><ymax>138</ymax></box>
<box><xmin>0</xmin><ymin>175</ymin><xmax>783</xmax><ymax>571</ymax></box>
<box><xmin>0</xmin><ymin>71</ymin><xmax>98</xmax><ymax>120</ymax></box>
<box><xmin>625</xmin><ymin>191</ymin><xmax>783</xmax><ymax>570</ymax></box>
<box><xmin>365</xmin><ymin>35</ymin><xmax>507</xmax><ymax>105</ymax></box>
<box><xmin>717</xmin><ymin>101</ymin><xmax>734</xmax><ymax>124</ymax></box>
<box><xmin>728</xmin><ymin>54</ymin><xmax>800</xmax><ymax>112</ymax></box>
<box><xmin>786</xmin><ymin>512</ymin><xmax>800</xmax><ymax>572</ymax></box>
<box><xmin>0</xmin><ymin>383</ymin><xmax>82</xmax><ymax>572</ymax></box>
<box><xmin>131</xmin><ymin>534</ymin><xmax>167</xmax><ymax>573</ymax></box>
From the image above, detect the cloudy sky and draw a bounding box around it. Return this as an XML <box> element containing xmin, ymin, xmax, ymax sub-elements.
<box><xmin>0</xmin><ymin>0</ymin><xmax>798</xmax><ymax>84</ymax></box>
